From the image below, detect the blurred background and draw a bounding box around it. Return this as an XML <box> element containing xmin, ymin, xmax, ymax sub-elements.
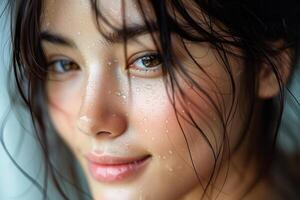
<box><xmin>0</xmin><ymin>1</ymin><xmax>299</xmax><ymax>200</ymax></box>
<box><xmin>0</xmin><ymin>2</ymin><xmax>47</xmax><ymax>200</ymax></box>
<box><xmin>0</xmin><ymin>2</ymin><xmax>66</xmax><ymax>200</ymax></box>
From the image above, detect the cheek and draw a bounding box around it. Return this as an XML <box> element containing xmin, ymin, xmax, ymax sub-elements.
<box><xmin>46</xmin><ymin>78</ymin><xmax>84</xmax><ymax>148</ymax></box>
<box><xmin>130</xmin><ymin>78</ymin><xmax>217</xmax><ymax>177</ymax></box>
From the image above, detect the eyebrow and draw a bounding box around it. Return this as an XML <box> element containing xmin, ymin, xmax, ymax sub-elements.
<box><xmin>40</xmin><ymin>23</ymin><xmax>157</xmax><ymax>48</ymax></box>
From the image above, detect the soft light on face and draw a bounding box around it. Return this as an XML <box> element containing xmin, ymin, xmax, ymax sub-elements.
<box><xmin>42</xmin><ymin>0</ymin><xmax>246</xmax><ymax>199</ymax></box>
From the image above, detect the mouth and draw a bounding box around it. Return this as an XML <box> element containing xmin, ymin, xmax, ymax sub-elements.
<box><xmin>85</xmin><ymin>153</ymin><xmax>151</xmax><ymax>183</ymax></box>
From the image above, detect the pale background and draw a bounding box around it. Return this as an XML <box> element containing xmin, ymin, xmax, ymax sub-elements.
<box><xmin>0</xmin><ymin>2</ymin><xmax>62</xmax><ymax>200</ymax></box>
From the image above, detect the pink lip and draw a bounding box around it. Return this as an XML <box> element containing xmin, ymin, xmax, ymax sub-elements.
<box><xmin>85</xmin><ymin>153</ymin><xmax>151</xmax><ymax>182</ymax></box>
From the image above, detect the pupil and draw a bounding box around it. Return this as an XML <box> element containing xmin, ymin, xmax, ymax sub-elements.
<box><xmin>142</xmin><ymin>55</ymin><xmax>161</xmax><ymax>68</ymax></box>
<box><xmin>61</xmin><ymin>60</ymin><xmax>71</xmax><ymax>70</ymax></box>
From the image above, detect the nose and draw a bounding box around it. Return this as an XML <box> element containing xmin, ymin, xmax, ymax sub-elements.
<box><xmin>76</xmin><ymin>65</ymin><xmax>128</xmax><ymax>139</ymax></box>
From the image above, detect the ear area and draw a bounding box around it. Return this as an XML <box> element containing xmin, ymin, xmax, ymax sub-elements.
<box><xmin>257</xmin><ymin>45</ymin><xmax>292</xmax><ymax>99</ymax></box>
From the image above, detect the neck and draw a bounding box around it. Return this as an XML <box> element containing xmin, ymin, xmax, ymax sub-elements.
<box><xmin>180</xmin><ymin>101</ymin><xmax>275</xmax><ymax>200</ymax></box>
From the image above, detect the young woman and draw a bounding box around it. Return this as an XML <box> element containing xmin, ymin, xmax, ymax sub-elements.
<box><xmin>3</xmin><ymin>0</ymin><xmax>300</xmax><ymax>199</ymax></box>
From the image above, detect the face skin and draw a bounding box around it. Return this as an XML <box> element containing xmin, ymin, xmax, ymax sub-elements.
<box><xmin>41</xmin><ymin>0</ymin><xmax>281</xmax><ymax>200</ymax></box>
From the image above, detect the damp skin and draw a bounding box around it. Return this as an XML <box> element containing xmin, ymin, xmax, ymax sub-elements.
<box><xmin>43</xmin><ymin>0</ymin><xmax>265</xmax><ymax>200</ymax></box>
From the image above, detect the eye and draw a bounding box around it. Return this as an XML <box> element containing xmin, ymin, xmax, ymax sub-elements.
<box><xmin>47</xmin><ymin>59</ymin><xmax>80</xmax><ymax>74</ymax></box>
<box><xmin>128</xmin><ymin>52</ymin><xmax>163</xmax><ymax>77</ymax></box>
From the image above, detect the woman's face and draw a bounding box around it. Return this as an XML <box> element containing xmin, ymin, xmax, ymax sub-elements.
<box><xmin>43</xmin><ymin>0</ymin><xmax>246</xmax><ymax>199</ymax></box>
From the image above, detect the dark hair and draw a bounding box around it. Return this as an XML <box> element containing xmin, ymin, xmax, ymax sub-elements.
<box><xmin>2</xmin><ymin>0</ymin><xmax>300</xmax><ymax>199</ymax></box>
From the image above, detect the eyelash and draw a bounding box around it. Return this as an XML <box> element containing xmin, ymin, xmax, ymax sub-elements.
<box><xmin>47</xmin><ymin>59</ymin><xmax>80</xmax><ymax>74</ymax></box>
<box><xmin>128</xmin><ymin>52</ymin><xmax>162</xmax><ymax>77</ymax></box>
<box><xmin>46</xmin><ymin>52</ymin><xmax>163</xmax><ymax>77</ymax></box>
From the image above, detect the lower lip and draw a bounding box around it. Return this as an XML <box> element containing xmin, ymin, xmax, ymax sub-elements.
<box><xmin>88</xmin><ymin>156</ymin><xmax>150</xmax><ymax>182</ymax></box>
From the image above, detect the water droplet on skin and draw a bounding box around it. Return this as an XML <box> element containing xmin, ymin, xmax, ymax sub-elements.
<box><xmin>158</xmin><ymin>155</ymin><xmax>161</xmax><ymax>159</ymax></box>
<box><xmin>168</xmin><ymin>150</ymin><xmax>173</xmax><ymax>155</ymax></box>
<box><xmin>167</xmin><ymin>166</ymin><xmax>174</xmax><ymax>172</ymax></box>
<box><xmin>144</xmin><ymin>129</ymin><xmax>148</xmax><ymax>133</ymax></box>
<box><xmin>165</xmin><ymin>129</ymin><xmax>169</xmax><ymax>133</ymax></box>
<box><xmin>115</xmin><ymin>91</ymin><xmax>127</xmax><ymax>99</ymax></box>
<box><xmin>79</xmin><ymin>116</ymin><xmax>92</xmax><ymax>123</ymax></box>
<box><xmin>143</xmin><ymin>117</ymin><xmax>147</xmax><ymax>121</ymax></box>
<box><xmin>77</xmin><ymin>31</ymin><xmax>81</xmax><ymax>35</ymax></box>
<box><xmin>151</xmin><ymin>137</ymin><xmax>155</xmax><ymax>141</ymax></box>
<box><xmin>122</xmin><ymin>95</ymin><xmax>127</xmax><ymax>99</ymax></box>
<box><xmin>107</xmin><ymin>61</ymin><xmax>112</xmax><ymax>66</ymax></box>
<box><xmin>165</xmin><ymin>120</ymin><xmax>168</xmax><ymax>124</ymax></box>
<box><xmin>145</xmin><ymin>84</ymin><xmax>152</xmax><ymax>90</ymax></box>
<box><xmin>162</xmin><ymin>156</ymin><xmax>167</xmax><ymax>160</ymax></box>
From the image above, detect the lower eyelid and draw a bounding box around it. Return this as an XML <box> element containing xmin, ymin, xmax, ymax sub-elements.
<box><xmin>130</xmin><ymin>65</ymin><xmax>161</xmax><ymax>72</ymax></box>
<box><xmin>128</xmin><ymin>66</ymin><xmax>163</xmax><ymax>78</ymax></box>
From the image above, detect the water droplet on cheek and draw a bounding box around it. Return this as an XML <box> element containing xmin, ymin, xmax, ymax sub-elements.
<box><xmin>114</xmin><ymin>91</ymin><xmax>125</xmax><ymax>98</ymax></box>
<box><xmin>151</xmin><ymin>137</ymin><xmax>155</xmax><ymax>141</ymax></box>
<box><xmin>166</xmin><ymin>165</ymin><xmax>174</xmax><ymax>172</ymax></box>
<box><xmin>122</xmin><ymin>95</ymin><xmax>127</xmax><ymax>100</ymax></box>
<box><xmin>145</xmin><ymin>84</ymin><xmax>153</xmax><ymax>90</ymax></box>
<box><xmin>79</xmin><ymin>115</ymin><xmax>92</xmax><ymax>123</ymax></box>
<box><xmin>77</xmin><ymin>31</ymin><xmax>81</xmax><ymax>35</ymax></box>
<box><xmin>168</xmin><ymin>150</ymin><xmax>173</xmax><ymax>155</ymax></box>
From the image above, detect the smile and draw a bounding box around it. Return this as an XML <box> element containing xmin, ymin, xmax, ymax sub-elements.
<box><xmin>86</xmin><ymin>153</ymin><xmax>151</xmax><ymax>183</ymax></box>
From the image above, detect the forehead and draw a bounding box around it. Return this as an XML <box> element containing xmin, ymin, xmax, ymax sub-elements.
<box><xmin>41</xmin><ymin>0</ymin><xmax>148</xmax><ymax>31</ymax></box>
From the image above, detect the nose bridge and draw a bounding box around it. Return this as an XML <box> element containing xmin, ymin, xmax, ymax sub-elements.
<box><xmin>77</xmin><ymin>62</ymin><xmax>127</xmax><ymax>137</ymax></box>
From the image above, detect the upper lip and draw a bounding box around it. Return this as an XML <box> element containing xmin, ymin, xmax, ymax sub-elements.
<box><xmin>85</xmin><ymin>153</ymin><xmax>151</xmax><ymax>165</ymax></box>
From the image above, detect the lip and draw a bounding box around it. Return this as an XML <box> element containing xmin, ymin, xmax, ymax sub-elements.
<box><xmin>85</xmin><ymin>153</ymin><xmax>151</xmax><ymax>182</ymax></box>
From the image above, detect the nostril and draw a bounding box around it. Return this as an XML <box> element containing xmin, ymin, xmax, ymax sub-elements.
<box><xmin>76</xmin><ymin>111</ymin><xmax>127</xmax><ymax>138</ymax></box>
<box><xmin>96</xmin><ymin>131</ymin><xmax>112</xmax><ymax>136</ymax></box>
